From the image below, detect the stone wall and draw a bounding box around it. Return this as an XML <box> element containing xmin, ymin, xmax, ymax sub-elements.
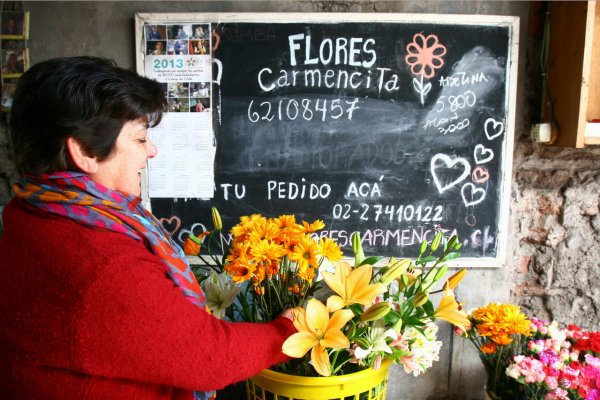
<box><xmin>1</xmin><ymin>1</ymin><xmax>598</xmax><ymax>398</ymax></box>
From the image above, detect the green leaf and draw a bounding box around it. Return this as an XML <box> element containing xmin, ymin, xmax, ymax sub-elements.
<box><xmin>422</xmin><ymin>300</ymin><xmax>435</xmax><ymax>316</ymax></box>
<box><xmin>415</xmin><ymin>255</ymin><xmax>437</xmax><ymax>265</ymax></box>
<box><xmin>441</xmin><ymin>252</ymin><xmax>461</xmax><ymax>261</ymax></box>
<box><xmin>359</xmin><ymin>256</ymin><xmax>383</xmax><ymax>266</ymax></box>
<box><xmin>188</xmin><ymin>234</ymin><xmax>202</xmax><ymax>245</ymax></box>
<box><xmin>404</xmin><ymin>316</ymin><xmax>427</xmax><ymax>327</ymax></box>
<box><xmin>349</xmin><ymin>303</ymin><xmax>364</xmax><ymax>315</ymax></box>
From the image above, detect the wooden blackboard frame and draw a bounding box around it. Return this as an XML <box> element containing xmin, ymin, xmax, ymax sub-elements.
<box><xmin>135</xmin><ymin>12</ymin><xmax>519</xmax><ymax>268</ymax></box>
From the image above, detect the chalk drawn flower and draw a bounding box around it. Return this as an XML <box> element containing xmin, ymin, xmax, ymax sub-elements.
<box><xmin>405</xmin><ymin>33</ymin><xmax>447</xmax><ymax>79</ymax></box>
<box><xmin>405</xmin><ymin>33</ymin><xmax>447</xmax><ymax>105</ymax></box>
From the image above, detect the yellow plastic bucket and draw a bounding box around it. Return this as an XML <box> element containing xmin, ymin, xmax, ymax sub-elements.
<box><xmin>245</xmin><ymin>359</ymin><xmax>391</xmax><ymax>400</ymax></box>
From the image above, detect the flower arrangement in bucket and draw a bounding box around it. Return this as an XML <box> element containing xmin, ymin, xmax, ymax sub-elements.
<box><xmin>184</xmin><ymin>209</ymin><xmax>471</xmax><ymax>398</ymax></box>
<box><xmin>458</xmin><ymin>303</ymin><xmax>600</xmax><ymax>400</ymax></box>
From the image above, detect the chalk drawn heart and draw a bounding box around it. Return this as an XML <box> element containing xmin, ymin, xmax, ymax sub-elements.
<box><xmin>484</xmin><ymin>118</ymin><xmax>505</xmax><ymax>141</ymax></box>
<box><xmin>461</xmin><ymin>183</ymin><xmax>486</xmax><ymax>207</ymax></box>
<box><xmin>474</xmin><ymin>144</ymin><xmax>494</xmax><ymax>164</ymax></box>
<box><xmin>159</xmin><ymin>216</ymin><xmax>181</xmax><ymax>236</ymax></box>
<box><xmin>431</xmin><ymin>154</ymin><xmax>471</xmax><ymax>193</ymax></box>
<box><xmin>472</xmin><ymin>166</ymin><xmax>490</xmax><ymax>184</ymax></box>
<box><xmin>178</xmin><ymin>222</ymin><xmax>208</xmax><ymax>245</ymax></box>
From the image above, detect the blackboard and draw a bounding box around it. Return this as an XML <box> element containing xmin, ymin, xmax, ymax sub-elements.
<box><xmin>135</xmin><ymin>13</ymin><xmax>519</xmax><ymax>267</ymax></box>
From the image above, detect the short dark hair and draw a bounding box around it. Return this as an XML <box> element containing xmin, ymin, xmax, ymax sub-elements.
<box><xmin>10</xmin><ymin>56</ymin><xmax>167</xmax><ymax>176</ymax></box>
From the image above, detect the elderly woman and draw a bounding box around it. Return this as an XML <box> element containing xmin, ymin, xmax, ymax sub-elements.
<box><xmin>0</xmin><ymin>57</ymin><xmax>296</xmax><ymax>399</ymax></box>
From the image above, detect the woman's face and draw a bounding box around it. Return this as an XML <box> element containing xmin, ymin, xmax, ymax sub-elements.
<box><xmin>90</xmin><ymin>118</ymin><xmax>157</xmax><ymax>197</ymax></box>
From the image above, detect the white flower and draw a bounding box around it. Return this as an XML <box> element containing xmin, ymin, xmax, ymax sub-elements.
<box><xmin>354</xmin><ymin>319</ymin><xmax>398</xmax><ymax>359</ymax></box>
<box><xmin>401</xmin><ymin>323</ymin><xmax>442</xmax><ymax>376</ymax></box>
<box><xmin>201</xmin><ymin>271</ymin><xmax>240</xmax><ymax>319</ymax></box>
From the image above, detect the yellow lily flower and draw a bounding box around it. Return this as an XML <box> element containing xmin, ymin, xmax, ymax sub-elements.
<box><xmin>321</xmin><ymin>262</ymin><xmax>386</xmax><ymax>312</ymax></box>
<box><xmin>282</xmin><ymin>299</ymin><xmax>354</xmax><ymax>376</ymax></box>
<box><xmin>443</xmin><ymin>268</ymin><xmax>467</xmax><ymax>292</ymax></box>
<box><xmin>434</xmin><ymin>292</ymin><xmax>472</xmax><ymax>332</ymax></box>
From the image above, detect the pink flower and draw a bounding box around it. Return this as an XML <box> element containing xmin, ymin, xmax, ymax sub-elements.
<box><xmin>559</xmin><ymin>365</ymin><xmax>580</xmax><ymax>389</ymax></box>
<box><xmin>545</xmin><ymin>388</ymin><xmax>569</xmax><ymax>400</ymax></box>
<box><xmin>400</xmin><ymin>355</ymin><xmax>418</xmax><ymax>374</ymax></box>
<box><xmin>373</xmin><ymin>355</ymin><xmax>382</xmax><ymax>370</ymax></box>
<box><xmin>586</xmin><ymin>389</ymin><xmax>600</xmax><ymax>400</ymax></box>
<box><xmin>544</xmin><ymin>376</ymin><xmax>559</xmax><ymax>390</ymax></box>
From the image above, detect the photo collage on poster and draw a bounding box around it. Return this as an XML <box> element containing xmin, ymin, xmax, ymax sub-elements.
<box><xmin>144</xmin><ymin>23</ymin><xmax>211</xmax><ymax>113</ymax></box>
<box><xmin>1</xmin><ymin>9</ymin><xmax>29</xmax><ymax>110</ymax></box>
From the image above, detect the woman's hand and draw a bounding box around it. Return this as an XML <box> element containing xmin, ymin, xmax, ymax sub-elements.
<box><xmin>281</xmin><ymin>309</ymin><xmax>294</xmax><ymax>322</ymax></box>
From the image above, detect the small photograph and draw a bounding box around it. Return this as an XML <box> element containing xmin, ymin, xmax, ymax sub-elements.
<box><xmin>168</xmin><ymin>98</ymin><xmax>189</xmax><ymax>113</ymax></box>
<box><xmin>167</xmin><ymin>40</ymin><xmax>188</xmax><ymax>55</ymax></box>
<box><xmin>190</xmin><ymin>40</ymin><xmax>209</xmax><ymax>55</ymax></box>
<box><xmin>167</xmin><ymin>24</ymin><xmax>192</xmax><ymax>40</ymax></box>
<box><xmin>146</xmin><ymin>41</ymin><xmax>165</xmax><ymax>55</ymax></box>
<box><xmin>1</xmin><ymin>48</ymin><xmax>27</xmax><ymax>76</ymax></box>
<box><xmin>1</xmin><ymin>81</ymin><xmax>17</xmax><ymax>109</ymax></box>
<box><xmin>190</xmin><ymin>82</ymin><xmax>210</xmax><ymax>98</ymax></box>
<box><xmin>190</xmin><ymin>98</ymin><xmax>210</xmax><ymax>113</ymax></box>
<box><xmin>1</xmin><ymin>11</ymin><xmax>28</xmax><ymax>38</ymax></box>
<box><xmin>145</xmin><ymin>24</ymin><xmax>166</xmax><ymax>41</ymax></box>
<box><xmin>191</xmin><ymin>24</ymin><xmax>210</xmax><ymax>40</ymax></box>
<box><xmin>167</xmin><ymin>82</ymin><xmax>189</xmax><ymax>98</ymax></box>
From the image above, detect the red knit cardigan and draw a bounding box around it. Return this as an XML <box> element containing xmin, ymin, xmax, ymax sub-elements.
<box><xmin>0</xmin><ymin>199</ymin><xmax>296</xmax><ymax>399</ymax></box>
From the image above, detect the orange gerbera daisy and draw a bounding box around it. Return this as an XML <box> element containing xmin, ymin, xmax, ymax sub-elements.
<box><xmin>301</xmin><ymin>219</ymin><xmax>325</xmax><ymax>233</ymax></box>
<box><xmin>480</xmin><ymin>341</ymin><xmax>497</xmax><ymax>354</ymax></box>
<box><xmin>472</xmin><ymin>303</ymin><xmax>531</xmax><ymax>346</ymax></box>
<box><xmin>250</xmin><ymin>239</ymin><xmax>286</xmax><ymax>264</ymax></box>
<box><xmin>225</xmin><ymin>258</ymin><xmax>255</xmax><ymax>284</ymax></box>
<box><xmin>319</xmin><ymin>237</ymin><xmax>343</xmax><ymax>263</ymax></box>
<box><xmin>248</xmin><ymin>220</ymin><xmax>280</xmax><ymax>244</ymax></box>
<box><xmin>289</xmin><ymin>235</ymin><xmax>320</xmax><ymax>271</ymax></box>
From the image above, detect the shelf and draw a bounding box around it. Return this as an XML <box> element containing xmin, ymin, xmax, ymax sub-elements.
<box><xmin>544</xmin><ymin>1</ymin><xmax>600</xmax><ymax>147</ymax></box>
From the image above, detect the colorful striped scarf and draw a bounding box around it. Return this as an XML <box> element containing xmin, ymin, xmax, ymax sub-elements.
<box><xmin>13</xmin><ymin>171</ymin><xmax>206</xmax><ymax>308</ymax></box>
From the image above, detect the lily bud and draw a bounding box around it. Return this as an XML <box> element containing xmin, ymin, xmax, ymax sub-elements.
<box><xmin>412</xmin><ymin>292</ymin><xmax>429</xmax><ymax>307</ymax></box>
<box><xmin>419</xmin><ymin>239</ymin><xmax>428</xmax><ymax>256</ymax></box>
<box><xmin>351</xmin><ymin>232</ymin><xmax>365</xmax><ymax>265</ymax></box>
<box><xmin>211</xmin><ymin>207</ymin><xmax>222</xmax><ymax>231</ymax></box>
<box><xmin>433</xmin><ymin>265</ymin><xmax>448</xmax><ymax>283</ymax></box>
<box><xmin>360</xmin><ymin>302</ymin><xmax>391</xmax><ymax>322</ymax></box>
<box><xmin>380</xmin><ymin>259</ymin><xmax>411</xmax><ymax>284</ymax></box>
<box><xmin>183</xmin><ymin>235</ymin><xmax>201</xmax><ymax>255</ymax></box>
<box><xmin>430</xmin><ymin>231</ymin><xmax>443</xmax><ymax>252</ymax></box>
<box><xmin>443</xmin><ymin>268</ymin><xmax>467</xmax><ymax>291</ymax></box>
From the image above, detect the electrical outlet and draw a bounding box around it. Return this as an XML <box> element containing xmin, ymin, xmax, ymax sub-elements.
<box><xmin>530</xmin><ymin>123</ymin><xmax>552</xmax><ymax>143</ymax></box>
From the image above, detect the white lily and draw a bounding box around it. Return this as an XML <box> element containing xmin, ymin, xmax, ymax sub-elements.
<box><xmin>201</xmin><ymin>271</ymin><xmax>240</xmax><ymax>319</ymax></box>
<box><xmin>354</xmin><ymin>319</ymin><xmax>398</xmax><ymax>359</ymax></box>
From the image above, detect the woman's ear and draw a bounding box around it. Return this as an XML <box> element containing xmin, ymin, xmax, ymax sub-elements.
<box><xmin>66</xmin><ymin>137</ymin><xmax>99</xmax><ymax>174</ymax></box>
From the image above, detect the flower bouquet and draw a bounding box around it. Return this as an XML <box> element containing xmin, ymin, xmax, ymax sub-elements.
<box><xmin>184</xmin><ymin>209</ymin><xmax>471</xmax><ymax>381</ymax></box>
<box><xmin>460</xmin><ymin>303</ymin><xmax>600</xmax><ymax>400</ymax></box>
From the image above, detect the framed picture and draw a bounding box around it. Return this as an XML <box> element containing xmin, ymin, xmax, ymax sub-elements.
<box><xmin>0</xmin><ymin>11</ymin><xmax>29</xmax><ymax>39</ymax></box>
<box><xmin>1</xmin><ymin>45</ymin><xmax>28</xmax><ymax>78</ymax></box>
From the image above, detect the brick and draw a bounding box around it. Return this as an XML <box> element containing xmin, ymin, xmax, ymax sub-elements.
<box><xmin>521</xmin><ymin>228</ymin><xmax>549</xmax><ymax>245</ymax></box>
<box><xmin>537</xmin><ymin>195</ymin><xmax>561</xmax><ymax>215</ymax></box>
<box><xmin>511</xmin><ymin>282</ymin><xmax>547</xmax><ymax>297</ymax></box>
<box><xmin>517</xmin><ymin>256</ymin><xmax>531</xmax><ymax>273</ymax></box>
<box><xmin>515</xmin><ymin>170</ymin><xmax>571</xmax><ymax>189</ymax></box>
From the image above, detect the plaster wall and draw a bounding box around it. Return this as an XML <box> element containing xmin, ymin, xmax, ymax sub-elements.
<box><xmin>0</xmin><ymin>1</ymin><xmax>598</xmax><ymax>399</ymax></box>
